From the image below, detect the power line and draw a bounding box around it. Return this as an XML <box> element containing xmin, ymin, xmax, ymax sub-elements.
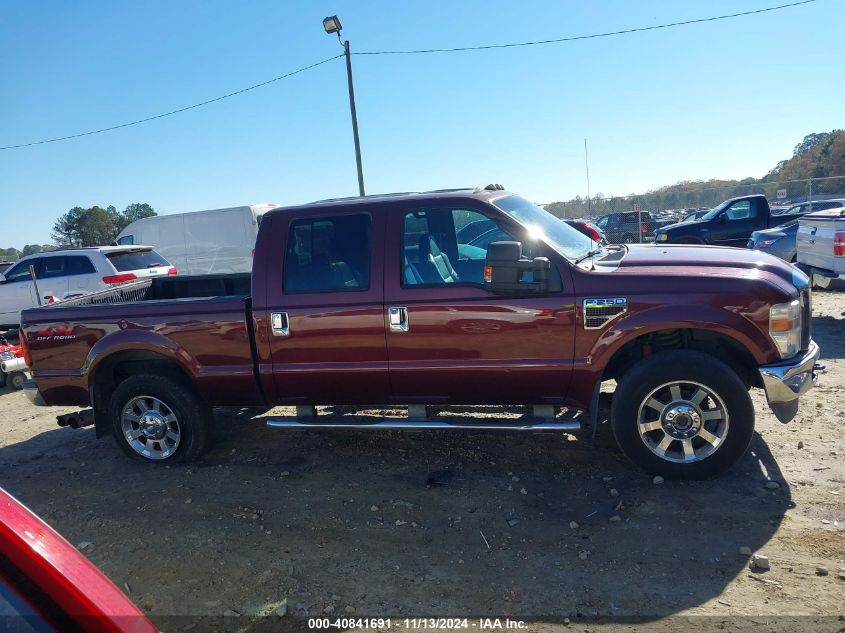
<box><xmin>355</xmin><ymin>0</ymin><xmax>817</xmax><ymax>55</ymax></box>
<box><xmin>0</xmin><ymin>0</ymin><xmax>818</xmax><ymax>150</ymax></box>
<box><xmin>0</xmin><ymin>54</ymin><xmax>343</xmax><ymax>150</ymax></box>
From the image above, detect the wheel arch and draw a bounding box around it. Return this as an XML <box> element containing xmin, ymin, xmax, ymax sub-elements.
<box><xmin>89</xmin><ymin>347</ymin><xmax>196</xmax><ymax>438</ymax></box>
<box><xmin>601</xmin><ymin>326</ymin><xmax>763</xmax><ymax>390</ymax></box>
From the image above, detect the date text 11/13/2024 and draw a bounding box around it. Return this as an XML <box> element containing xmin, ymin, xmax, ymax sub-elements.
<box><xmin>307</xmin><ymin>617</ymin><xmax>527</xmax><ymax>629</ymax></box>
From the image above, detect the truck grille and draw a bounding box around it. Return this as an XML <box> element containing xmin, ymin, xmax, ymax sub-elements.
<box><xmin>800</xmin><ymin>286</ymin><xmax>811</xmax><ymax>351</ymax></box>
<box><xmin>583</xmin><ymin>298</ymin><xmax>627</xmax><ymax>329</ymax></box>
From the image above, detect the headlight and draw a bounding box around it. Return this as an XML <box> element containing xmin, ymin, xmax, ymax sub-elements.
<box><xmin>769</xmin><ymin>299</ymin><xmax>801</xmax><ymax>358</ymax></box>
<box><xmin>656</xmin><ymin>233</ymin><xmax>668</xmax><ymax>242</ymax></box>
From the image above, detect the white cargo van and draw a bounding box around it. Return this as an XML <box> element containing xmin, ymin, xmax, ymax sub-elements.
<box><xmin>114</xmin><ymin>203</ymin><xmax>279</xmax><ymax>275</ymax></box>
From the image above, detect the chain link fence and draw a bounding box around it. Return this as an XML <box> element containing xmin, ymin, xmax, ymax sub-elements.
<box><xmin>543</xmin><ymin>175</ymin><xmax>845</xmax><ymax>245</ymax></box>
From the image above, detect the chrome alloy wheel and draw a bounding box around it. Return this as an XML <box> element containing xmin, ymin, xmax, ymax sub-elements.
<box><xmin>637</xmin><ymin>381</ymin><xmax>729</xmax><ymax>463</ymax></box>
<box><xmin>121</xmin><ymin>395</ymin><xmax>181</xmax><ymax>460</ymax></box>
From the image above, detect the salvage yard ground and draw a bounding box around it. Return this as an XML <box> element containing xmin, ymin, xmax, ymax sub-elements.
<box><xmin>1</xmin><ymin>294</ymin><xmax>843</xmax><ymax>632</ymax></box>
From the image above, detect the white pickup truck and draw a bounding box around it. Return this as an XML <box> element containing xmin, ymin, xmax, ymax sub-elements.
<box><xmin>796</xmin><ymin>208</ymin><xmax>845</xmax><ymax>289</ymax></box>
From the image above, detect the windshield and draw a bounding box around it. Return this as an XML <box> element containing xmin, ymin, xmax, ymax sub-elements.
<box><xmin>491</xmin><ymin>195</ymin><xmax>595</xmax><ymax>261</ymax></box>
<box><xmin>701</xmin><ymin>199</ymin><xmax>732</xmax><ymax>220</ymax></box>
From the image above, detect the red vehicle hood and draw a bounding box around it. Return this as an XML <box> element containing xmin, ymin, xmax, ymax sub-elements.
<box><xmin>608</xmin><ymin>244</ymin><xmax>797</xmax><ymax>284</ymax></box>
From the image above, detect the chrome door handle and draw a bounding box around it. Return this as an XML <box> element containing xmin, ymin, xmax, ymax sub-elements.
<box><xmin>271</xmin><ymin>312</ymin><xmax>290</xmax><ymax>336</ymax></box>
<box><xmin>388</xmin><ymin>306</ymin><xmax>409</xmax><ymax>333</ymax></box>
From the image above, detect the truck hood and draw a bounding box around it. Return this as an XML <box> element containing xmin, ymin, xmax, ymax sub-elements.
<box><xmin>659</xmin><ymin>219</ymin><xmax>706</xmax><ymax>232</ymax></box>
<box><xmin>599</xmin><ymin>244</ymin><xmax>800</xmax><ymax>285</ymax></box>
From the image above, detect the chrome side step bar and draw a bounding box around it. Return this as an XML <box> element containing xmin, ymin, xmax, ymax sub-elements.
<box><xmin>266</xmin><ymin>418</ymin><xmax>580</xmax><ymax>431</ymax></box>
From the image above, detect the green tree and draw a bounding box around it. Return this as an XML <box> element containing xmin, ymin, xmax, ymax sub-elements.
<box><xmin>51</xmin><ymin>203</ymin><xmax>157</xmax><ymax>247</ymax></box>
<box><xmin>0</xmin><ymin>248</ymin><xmax>21</xmax><ymax>261</ymax></box>
<box><xmin>120</xmin><ymin>203</ymin><xmax>157</xmax><ymax>230</ymax></box>
<box><xmin>21</xmin><ymin>244</ymin><xmax>42</xmax><ymax>256</ymax></box>
<box><xmin>51</xmin><ymin>206</ymin><xmax>86</xmax><ymax>247</ymax></box>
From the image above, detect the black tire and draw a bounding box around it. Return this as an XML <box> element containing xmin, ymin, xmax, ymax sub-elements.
<box><xmin>109</xmin><ymin>373</ymin><xmax>210</xmax><ymax>463</ymax></box>
<box><xmin>811</xmin><ymin>273</ymin><xmax>832</xmax><ymax>291</ymax></box>
<box><xmin>622</xmin><ymin>233</ymin><xmax>635</xmax><ymax>244</ymax></box>
<box><xmin>611</xmin><ymin>350</ymin><xmax>754</xmax><ymax>479</ymax></box>
<box><xmin>8</xmin><ymin>371</ymin><xmax>26</xmax><ymax>390</ymax></box>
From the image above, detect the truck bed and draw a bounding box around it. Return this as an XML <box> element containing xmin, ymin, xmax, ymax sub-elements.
<box><xmin>43</xmin><ymin>273</ymin><xmax>251</xmax><ymax>307</ymax></box>
<box><xmin>21</xmin><ymin>273</ymin><xmax>263</xmax><ymax>408</ymax></box>
<box><xmin>797</xmin><ymin>209</ymin><xmax>845</xmax><ymax>277</ymax></box>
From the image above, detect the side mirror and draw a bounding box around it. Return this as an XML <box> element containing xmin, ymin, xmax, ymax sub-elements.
<box><xmin>718</xmin><ymin>213</ymin><xmax>728</xmax><ymax>224</ymax></box>
<box><xmin>483</xmin><ymin>241</ymin><xmax>550</xmax><ymax>295</ymax></box>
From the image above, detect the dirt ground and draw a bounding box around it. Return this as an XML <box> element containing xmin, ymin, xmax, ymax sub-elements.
<box><xmin>1</xmin><ymin>293</ymin><xmax>843</xmax><ymax>632</ymax></box>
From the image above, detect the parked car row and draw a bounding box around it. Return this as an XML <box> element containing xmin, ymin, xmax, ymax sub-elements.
<box><xmin>593</xmin><ymin>211</ymin><xmax>674</xmax><ymax>244</ymax></box>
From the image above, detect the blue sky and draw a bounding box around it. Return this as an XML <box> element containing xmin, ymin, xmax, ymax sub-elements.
<box><xmin>1</xmin><ymin>0</ymin><xmax>841</xmax><ymax>246</ymax></box>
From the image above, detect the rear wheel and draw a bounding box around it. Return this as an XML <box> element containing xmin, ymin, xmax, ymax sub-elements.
<box><xmin>109</xmin><ymin>373</ymin><xmax>210</xmax><ymax>463</ymax></box>
<box><xmin>8</xmin><ymin>371</ymin><xmax>26</xmax><ymax>390</ymax></box>
<box><xmin>812</xmin><ymin>273</ymin><xmax>832</xmax><ymax>290</ymax></box>
<box><xmin>611</xmin><ymin>350</ymin><xmax>754</xmax><ymax>479</ymax></box>
<box><xmin>622</xmin><ymin>233</ymin><xmax>635</xmax><ymax>244</ymax></box>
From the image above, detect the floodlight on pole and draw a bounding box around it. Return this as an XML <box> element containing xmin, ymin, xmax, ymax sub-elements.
<box><xmin>322</xmin><ymin>15</ymin><xmax>365</xmax><ymax>196</ymax></box>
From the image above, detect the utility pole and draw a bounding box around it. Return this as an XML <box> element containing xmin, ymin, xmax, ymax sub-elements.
<box><xmin>343</xmin><ymin>40</ymin><xmax>365</xmax><ymax>197</ymax></box>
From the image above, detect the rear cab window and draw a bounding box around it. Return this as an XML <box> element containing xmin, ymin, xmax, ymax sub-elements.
<box><xmin>106</xmin><ymin>250</ymin><xmax>169</xmax><ymax>272</ymax></box>
<box><xmin>284</xmin><ymin>214</ymin><xmax>371</xmax><ymax>293</ymax></box>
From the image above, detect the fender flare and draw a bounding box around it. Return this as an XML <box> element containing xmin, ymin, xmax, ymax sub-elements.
<box><xmin>84</xmin><ymin>329</ymin><xmax>199</xmax><ymax>393</ymax></box>
<box><xmin>597</xmin><ymin>304</ymin><xmax>770</xmax><ymax>366</ymax></box>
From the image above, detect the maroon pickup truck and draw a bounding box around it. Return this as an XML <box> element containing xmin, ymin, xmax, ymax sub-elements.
<box><xmin>19</xmin><ymin>188</ymin><xmax>821</xmax><ymax>478</ymax></box>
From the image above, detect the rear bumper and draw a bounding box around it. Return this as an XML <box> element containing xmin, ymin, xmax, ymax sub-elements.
<box><xmin>22</xmin><ymin>380</ymin><xmax>47</xmax><ymax>407</ymax></box>
<box><xmin>758</xmin><ymin>340</ymin><xmax>821</xmax><ymax>423</ymax></box>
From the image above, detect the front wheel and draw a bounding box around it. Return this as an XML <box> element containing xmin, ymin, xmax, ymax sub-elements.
<box><xmin>611</xmin><ymin>350</ymin><xmax>754</xmax><ymax>479</ymax></box>
<box><xmin>109</xmin><ymin>373</ymin><xmax>210</xmax><ymax>463</ymax></box>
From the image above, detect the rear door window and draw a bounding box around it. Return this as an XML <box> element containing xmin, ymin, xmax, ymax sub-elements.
<box><xmin>66</xmin><ymin>256</ymin><xmax>96</xmax><ymax>275</ymax></box>
<box><xmin>106</xmin><ymin>250</ymin><xmax>169</xmax><ymax>271</ymax></box>
<box><xmin>284</xmin><ymin>214</ymin><xmax>371</xmax><ymax>293</ymax></box>
<box><xmin>39</xmin><ymin>256</ymin><xmax>68</xmax><ymax>278</ymax></box>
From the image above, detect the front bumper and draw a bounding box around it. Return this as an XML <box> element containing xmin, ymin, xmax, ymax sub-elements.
<box><xmin>758</xmin><ymin>340</ymin><xmax>821</xmax><ymax>423</ymax></box>
<box><xmin>22</xmin><ymin>380</ymin><xmax>47</xmax><ymax>407</ymax></box>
